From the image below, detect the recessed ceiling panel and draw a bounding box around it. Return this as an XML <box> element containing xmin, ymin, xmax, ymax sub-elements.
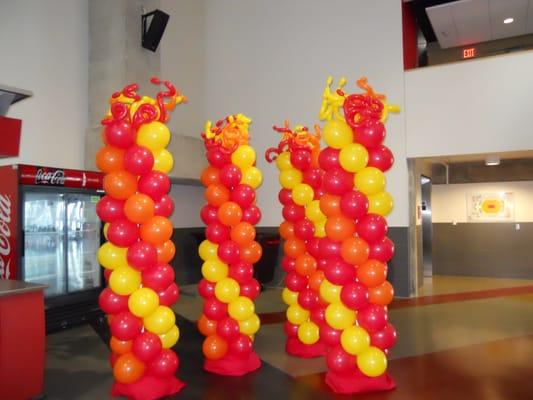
<box><xmin>489</xmin><ymin>0</ymin><xmax>528</xmax><ymax>39</ymax></box>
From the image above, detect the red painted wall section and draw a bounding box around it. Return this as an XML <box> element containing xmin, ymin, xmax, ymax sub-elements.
<box><xmin>402</xmin><ymin>2</ymin><xmax>418</xmax><ymax>70</ymax></box>
<box><xmin>0</xmin><ymin>116</ymin><xmax>22</xmax><ymax>158</ymax></box>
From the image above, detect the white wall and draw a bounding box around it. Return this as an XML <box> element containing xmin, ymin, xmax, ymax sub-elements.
<box><xmin>405</xmin><ymin>50</ymin><xmax>533</xmax><ymax>158</ymax></box>
<box><xmin>0</xmin><ymin>0</ymin><xmax>88</xmax><ymax>169</ymax></box>
<box><xmin>169</xmin><ymin>183</ymin><xmax>205</xmax><ymax>227</ymax></box>
<box><xmin>203</xmin><ymin>0</ymin><xmax>408</xmax><ymax>227</ymax></box>
<box><xmin>432</xmin><ymin>181</ymin><xmax>533</xmax><ymax>223</ymax></box>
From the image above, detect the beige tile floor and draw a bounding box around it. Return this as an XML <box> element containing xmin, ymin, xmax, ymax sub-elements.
<box><xmin>419</xmin><ymin>275</ymin><xmax>533</xmax><ymax>296</ymax></box>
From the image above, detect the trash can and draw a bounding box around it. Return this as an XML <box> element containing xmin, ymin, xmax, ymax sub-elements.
<box><xmin>254</xmin><ymin>233</ymin><xmax>281</xmax><ymax>286</ymax></box>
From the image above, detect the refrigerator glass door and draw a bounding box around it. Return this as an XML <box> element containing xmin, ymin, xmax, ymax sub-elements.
<box><xmin>66</xmin><ymin>194</ymin><xmax>102</xmax><ymax>292</ymax></box>
<box><xmin>22</xmin><ymin>192</ymin><xmax>66</xmax><ymax>297</ymax></box>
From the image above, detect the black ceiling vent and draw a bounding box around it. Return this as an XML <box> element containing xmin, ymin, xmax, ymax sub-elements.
<box><xmin>142</xmin><ymin>9</ymin><xmax>169</xmax><ymax>52</ymax></box>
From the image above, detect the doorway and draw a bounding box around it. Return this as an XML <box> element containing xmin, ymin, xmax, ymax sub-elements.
<box><xmin>421</xmin><ymin>175</ymin><xmax>433</xmax><ymax>276</ymax></box>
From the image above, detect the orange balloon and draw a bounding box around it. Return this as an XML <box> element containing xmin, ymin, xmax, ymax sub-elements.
<box><xmin>218</xmin><ymin>201</ymin><xmax>243</xmax><ymax>226</ymax></box>
<box><xmin>202</xmin><ymin>334</ymin><xmax>228</xmax><ymax>360</ymax></box>
<box><xmin>103</xmin><ymin>170</ymin><xmax>137</xmax><ymax>200</ymax></box>
<box><xmin>110</xmin><ymin>337</ymin><xmax>132</xmax><ymax>355</ymax></box>
<box><xmin>284</xmin><ymin>238</ymin><xmax>306</xmax><ymax>259</ymax></box>
<box><xmin>369</xmin><ymin>281</ymin><xmax>394</xmax><ymax>306</ymax></box>
<box><xmin>341</xmin><ymin>237</ymin><xmax>369</xmax><ymax>266</ymax></box>
<box><xmin>230</xmin><ymin>222</ymin><xmax>256</xmax><ymax>246</ymax></box>
<box><xmin>156</xmin><ymin>240</ymin><xmax>175</xmax><ymax>263</ymax></box>
<box><xmin>279</xmin><ymin>221</ymin><xmax>295</xmax><ymax>240</ymax></box>
<box><xmin>205</xmin><ymin>184</ymin><xmax>230</xmax><ymax>207</ymax></box>
<box><xmin>310</xmin><ymin>147</ymin><xmax>320</xmax><ymax>168</ymax></box>
<box><xmin>309</xmin><ymin>270</ymin><xmax>325</xmax><ymax>291</ymax></box>
<box><xmin>241</xmin><ymin>240</ymin><xmax>262</xmax><ymax>264</ymax></box>
<box><xmin>107</xmin><ymin>315</ymin><xmax>114</xmax><ymax>325</ymax></box>
<box><xmin>357</xmin><ymin>259</ymin><xmax>387</xmax><ymax>287</ymax></box>
<box><xmin>124</xmin><ymin>193</ymin><xmax>155</xmax><ymax>224</ymax></box>
<box><xmin>96</xmin><ymin>145</ymin><xmax>125</xmax><ymax>173</ymax></box>
<box><xmin>201</xmin><ymin>166</ymin><xmax>220</xmax><ymax>187</ymax></box>
<box><xmin>140</xmin><ymin>216</ymin><xmax>173</xmax><ymax>246</ymax></box>
<box><xmin>320</xmin><ymin>194</ymin><xmax>341</xmax><ymax>217</ymax></box>
<box><xmin>325</xmin><ymin>215</ymin><xmax>356</xmax><ymax>242</ymax></box>
<box><xmin>113</xmin><ymin>353</ymin><xmax>146</xmax><ymax>384</ymax></box>
<box><xmin>197</xmin><ymin>314</ymin><xmax>218</xmax><ymax>336</ymax></box>
<box><xmin>295</xmin><ymin>253</ymin><xmax>317</xmax><ymax>276</ymax></box>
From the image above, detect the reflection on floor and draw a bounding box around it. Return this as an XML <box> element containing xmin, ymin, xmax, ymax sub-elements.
<box><xmin>45</xmin><ymin>275</ymin><xmax>533</xmax><ymax>399</ymax></box>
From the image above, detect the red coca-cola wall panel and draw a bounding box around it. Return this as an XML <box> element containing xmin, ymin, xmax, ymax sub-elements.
<box><xmin>0</xmin><ymin>117</ymin><xmax>21</xmax><ymax>158</ymax></box>
<box><xmin>0</xmin><ymin>166</ymin><xmax>19</xmax><ymax>279</ymax></box>
<box><xmin>19</xmin><ymin>165</ymin><xmax>103</xmax><ymax>190</ymax></box>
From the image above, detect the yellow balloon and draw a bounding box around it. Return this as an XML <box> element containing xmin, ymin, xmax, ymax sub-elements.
<box><xmin>201</xmin><ymin>259</ymin><xmax>229</xmax><ymax>283</ymax></box>
<box><xmin>286</xmin><ymin>303</ymin><xmax>310</xmax><ymax>325</ymax></box>
<box><xmin>228</xmin><ymin>296</ymin><xmax>255</xmax><ymax>321</ymax></box>
<box><xmin>339</xmin><ymin>143</ymin><xmax>369</xmax><ymax>173</ymax></box>
<box><xmin>136</xmin><ymin>121</ymin><xmax>170</xmax><ymax>151</ymax></box>
<box><xmin>159</xmin><ymin>324</ymin><xmax>180</xmax><ymax>349</ymax></box>
<box><xmin>297</xmin><ymin>321</ymin><xmax>320</xmax><ymax>345</ymax></box>
<box><xmin>292</xmin><ymin>183</ymin><xmax>314</xmax><ymax>206</ymax></box>
<box><xmin>314</xmin><ymin>220</ymin><xmax>326</xmax><ymax>238</ymax></box>
<box><xmin>144</xmin><ymin>305</ymin><xmax>176</xmax><ymax>335</ymax></box>
<box><xmin>97</xmin><ymin>242</ymin><xmax>127</xmax><ymax>270</ymax></box>
<box><xmin>341</xmin><ymin>326</ymin><xmax>370</xmax><ymax>356</ymax></box>
<box><xmin>282</xmin><ymin>288</ymin><xmax>298</xmax><ymax>305</ymax></box>
<box><xmin>354</xmin><ymin>167</ymin><xmax>386</xmax><ymax>196</ymax></box>
<box><xmin>109</xmin><ymin>266</ymin><xmax>141</xmax><ymax>296</ymax></box>
<box><xmin>231</xmin><ymin>145</ymin><xmax>256</xmax><ymax>169</ymax></box>
<box><xmin>152</xmin><ymin>148</ymin><xmax>174</xmax><ymax>173</ymax></box>
<box><xmin>357</xmin><ymin>346</ymin><xmax>388</xmax><ymax>377</ymax></box>
<box><xmin>323</xmin><ymin>119</ymin><xmax>353</xmax><ymax>149</ymax></box>
<box><xmin>275</xmin><ymin>151</ymin><xmax>292</xmax><ymax>171</ymax></box>
<box><xmin>103</xmin><ymin>223</ymin><xmax>110</xmax><ymax>240</ymax></box>
<box><xmin>305</xmin><ymin>200</ymin><xmax>326</xmax><ymax>223</ymax></box>
<box><xmin>128</xmin><ymin>287</ymin><xmax>159</xmax><ymax>317</ymax></box>
<box><xmin>215</xmin><ymin>277</ymin><xmax>240</xmax><ymax>303</ymax></box>
<box><xmin>198</xmin><ymin>240</ymin><xmax>218</xmax><ymax>261</ymax></box>
<box><xmin>319</xmin><ymin>279</ymin><xmax>341</xmax><ymax>303</ymax></box>
<box><xmin>279</xmin><ymin>169</ymin><xmax>302</xmax><ymax>189</ymax></box>
<box><xmin>368</xmin><ymin>191</ymin><xmax>394</xmax><ymax>216</ymax></box>
<box><xmin>325</xmin><ymin>302</ymin><xmax>356</xmax><ymax>330</ymax></box>
<box><xmin>238</xmin><ymin>313</ymin><xmax>260</xmax><ymax>335</ymax></box>
<box><xmin>241</xmin><ymin>166</ymin><xmax>263</xmax><ymax>189</ymax></box>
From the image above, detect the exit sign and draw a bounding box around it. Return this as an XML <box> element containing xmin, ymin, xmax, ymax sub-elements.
<box><xmin>463</xmin><ymin>47</ymin><xmax>476</xmax><ymax>59</ymax></box>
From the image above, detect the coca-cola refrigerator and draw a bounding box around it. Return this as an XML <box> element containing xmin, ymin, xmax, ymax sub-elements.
<box><xmin>0</xmin><ymin>164</ymin><xmax>105</xmax><ymax>331</ymax></box>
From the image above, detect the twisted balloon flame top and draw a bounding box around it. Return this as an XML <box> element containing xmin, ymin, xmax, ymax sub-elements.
<box><xmin>202</xmin><ymin>113</ymin><xmax>251</xmax><ymax>151</ymax></box>
<box><xmin>102</xmin><ymin>77</ymin><xmax>187</xmax><ymax>128</ymax></box>
<box><xmin>265</xmin><ymin>120</ymin><xmax>321</xmax><ymax>163</ymax></box>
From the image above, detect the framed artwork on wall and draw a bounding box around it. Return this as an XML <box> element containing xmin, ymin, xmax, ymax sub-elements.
<box><xmin>466</xmin><ymin>192</ymin><xmax>515</xmax><ymax>222</ymax></box>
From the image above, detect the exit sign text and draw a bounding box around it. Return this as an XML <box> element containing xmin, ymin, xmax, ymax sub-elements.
<box><xmin>463</xmin><ymin>48</ymin><xmax>476</xmax><ymax>59</ymax></box>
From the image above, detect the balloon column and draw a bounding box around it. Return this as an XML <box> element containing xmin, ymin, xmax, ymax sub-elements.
<box><xmin>96</xmin><ymin>78</ymin><xmax>186</xmax><ymax>400</ymax></box>
<box><xmin>265</xmin><ymin>122</ymin><xmax>327</xmax><ymax>358</ymax></box>
<box><xmin>317</xmin><ymin>76</ymin><xmax>399</xmax><ymax>394</ymax></box>
<box><xmin>198</xmin><ymin>114</ymin><xmax>262</xmax><ymax>375</ymax></box>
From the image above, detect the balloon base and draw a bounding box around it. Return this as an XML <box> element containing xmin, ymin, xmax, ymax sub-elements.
<box><xmin>285</xmin><ymin>337</ymin><xmax>326</xmax><ymax>358</ymax></box>
<box><xmin>325</xmin><ymin>371</ymin><xmax>395</xmax><ymax>394</ymax></box>
<box><xmin>111</xmin><ymin>375</ymin><xmax>185</xmax><ymax>400</ymax></box>
<box><xmin>204</xmin><ymin>352</ymin><xmax>261</xmax><ymax>376</ymax></box>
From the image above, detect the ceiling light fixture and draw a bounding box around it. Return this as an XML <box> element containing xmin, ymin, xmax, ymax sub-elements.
<box><xmin>504</xmin><ymin>17</ymin><xmax>514</xmax><ymax>24</ymax></box>
<box><xmin>485</xmin><ymin>155</ymin><xmax>500</xmax><ymax>166</ymax></box>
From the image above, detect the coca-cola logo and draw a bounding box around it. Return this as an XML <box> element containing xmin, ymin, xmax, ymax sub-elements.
<box><xmin>35</xmin><ymin>168</ymin><xmax>66</xmax><ymax>186</ymax></box>
<box><xmin>0</xmin><ymin>194</ymin><xmax>12</xmax><ymax>279</ymax></box>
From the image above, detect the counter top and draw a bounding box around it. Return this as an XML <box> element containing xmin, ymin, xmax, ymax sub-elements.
<box><xmin>0</xmin><ymin>280</ymin><xmax>47</xmax><ymax>297</ymax></box>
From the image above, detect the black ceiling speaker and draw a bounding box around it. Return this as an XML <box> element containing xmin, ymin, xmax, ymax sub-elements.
<box><xmin>142</xmin><ymin>9</ymin><xmax>169</xmax><ymax>52</ymax></box>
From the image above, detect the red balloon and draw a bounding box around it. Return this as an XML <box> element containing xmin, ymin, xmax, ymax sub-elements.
<box><xmin>198</xmin><ymin>279</ymin><xmax>216</xmax><ymax>299</ymax></box>
<box><xmin>107</xmin><ymin>219</ymin><xmax>139</xmax><ymax>247</ymax></box>
<box><xmin>281</xmin><ymin>256</ymin><xmax>296</xmax><ymax>273</ymax></box>
<box><xmin>282</xmin><ymin>204</ymin><xmax>305</xmax><ymax>223</ymax></box>
<box><xmin>310</xmin><ymin>306</ymin><xmax>326</xmax><ymax>324</ymax></box>
<box><xmin>217</xmin><ymin>317</ymin><xmax>240</xmax><ymax>341</ymax></box>
<box><xmin>97</xmin><ymin>196</ymin><xmax>125</xmax><ymax>223</ymax></box>
<box><xmin>318</xmin><ymin>147</ymin><xmax>340</xmax><ymax>171</ymax></box>
<box><xmin>148</xmin><ymin>349</ymin><xmax>179</xmax><ymax>378</ymax></box>
<box><xmin>290</xmin><ymin>149</ymin><xmax>311</xmax><ymax>170</ymax></box>
<box><xmin>319</xmin><ymin>238</ymin><xmax>341</xmax><ymax>259</ymax></box>
<box><xmin>219</xmin><ymin>164</ymin><xmax>242</xmax><ymax>189</ymax></box>
<box><xmin>242</xmin><ymin>205</ymin><xmax>261</xmax><ymax>225</ymax></box>
<box><xmin>357</xmin><ymin>304</ymin><xmax>388</xmax><ymax>333</ymax></box>
<box><xmin>368</xmin><ymin>145</ymin><xmax>394</xmax><ymax>172</ymax></box>
<box><xmin>228</xmin><ymin>334</ymin><xmax>253</xmax><ymax>358</ymax></box>
<box><xmin>138</xmin><ymin>171</ymin><xmax>171</xmax><ymax>202</ymax></box>
<box><xmin>323</xmin><ymin>167</ymin><xmax>353</xmax><ymax>196</ymax></box>
<box><xmin>293</xmin><ymin>218</ymin><xmax>315</xmax><ymax>241</ymax></box>
<box><xmin>285</xmin><ymin>271</ymin><xmax>307</xmax><ymax>292</ymax></box>
<box><xmin>205</xmin><ymin>221</ymin><xmax>231</xmax><ymax>244</ymax></box>
<box><xmin>203</xmin><ymin>298</ymin><xmax>228</xmax><ymax>320</ymax></box>
<box><xmin>307</xmin><ymin>237</ymin><xmax>321</xmax><ymax>259</ymax></box>
<box><xmin>217</xmin><ymin>240</ymin><xmax>241</xmax><ymax>264</ymax></box>
<box><xmin>284</xmin><ymin>321</ymin><xmax>299</xmax><ymax>337</ymax></box>
<box><xmin>99</xmin><ymin>288</ymin><xmax>129</xmax><ymax>314</ymax></box>
<box><xmin>340</xmin><ymin>190</ymin><xmax>368</xmax><ymax>220</ymax></box>
<box><xmin>278</xmin><ymin>189</ymin><xmax>293</xmax><ymax>205</ymax></box>
<box><xmin>340</xmin><ymin>282</ymin><xmax>370</xmax><ymax>311</ymax></box>
<box><xmin>124</xmin><ymin>145</ymin><xmax>154</xmax><ymax>175</ymax></box>
<box><xmin>326</xmin><ymin>346</ymin><xmax>357</xmax><ymax>375</ymax></box>
<box><xmin>369</xmin><ymin>237</ymin><xmax>395</xmax><ymax>263</ymax></box>
<box><xmin>127</xmin><ymin>241</ymin><xmax>158</xmax><ymax>271</ymax></box>
<box><xmin>370</xmin><ymin>323</ymin><xmax>397</xmax><ymax>350</ymax></box>
<box><xmin>132</xmin><ymin>332</ymin><xmax>162</xmax><ymax>362</ymax></box>
<box><xmin>230</xmin><ymin>184</ymin><xmax>256</xmax><ymax>208</ymax></box>
<box><xmin>320</xmin><ymin>324</ymin><xmax>341</xmax><ymax>347</ymax></box>
<box><xmin>355</xmin><ymin>119</ymin><xmax>386</xmax><ymax>149</ymax></box>
<box><xmin>207</xmin><ymin>147</ymin><xmax>231</xmax><ymax>168</ymax></box>
<box><xmin>298</xmin><ymin>288</ymin><xmax>319</xmax><ymax>310</ymax></box>
<box><xmin>229</xmin><ymin>261</ymin><xmax>254</xmax><ymax>283</ymax></box>
<box><xmin>104</xmin><ymin>268</ymin><xmax>112</xmax><ymax>283</ymax></box>
<box><xmin>154</xmin><ymin>195</ymin><xmax>174</xmax><ymax>218</ymax></box>
<box><xmin>110</xmin><ymin>311</ymin><xmax>143</xmax><ymax>341</ymax></box>
<box><xmin>158</xmin><ymin>282</ymin><xmax>180</xmax><ymax>306</ymax></box>
<box><xmin>240</xmin><ymin>279</ymin><xmax>261</xmax><ymax>299</ymax></box>
<box><xmin>200</xmin><ymin>204</ymin><xmax>218</xmax><ymax>225</ymax></box>
<box><xmin>303</xmin><ymin>168</ymin><xmax>323</xmax><ymax>190</ymax></box>
<box><xmin>105</xmin><ymin>120</ymin><xmax>135</xmax><ymax>148</ymax></box>
<box><xmin>357</xmin><ymin>214</ymin><xmax>388</xmax><ymax>244</ymax></box>
<box><xmin>323</xmin><ymin>258</ymin><xmax>355</xmax><ymax>285</ymax></box>
<box><xmin>142</xmin><ymin>263</ymin><xmax>175</xmax><ymax>292</ymax></box>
